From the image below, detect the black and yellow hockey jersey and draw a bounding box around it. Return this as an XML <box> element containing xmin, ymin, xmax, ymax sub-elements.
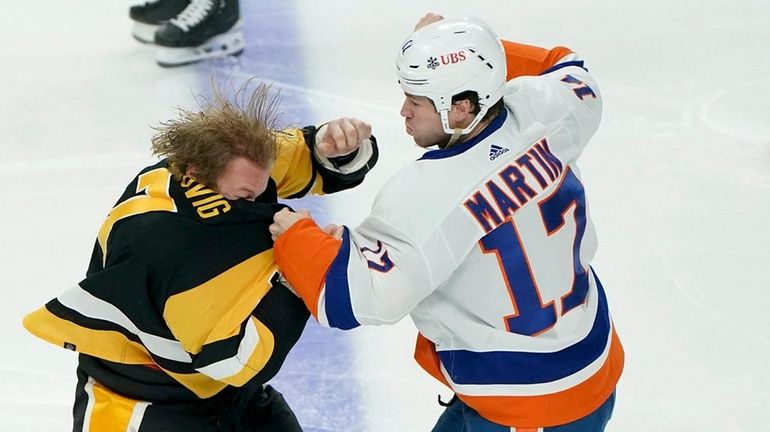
<box><xmin>23</xmin><ymin>127</ymin><xmax>378</xmax><ymax>402</ymax></box>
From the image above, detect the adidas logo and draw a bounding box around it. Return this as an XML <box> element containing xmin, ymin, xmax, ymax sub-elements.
<box><xmin>488</xmin><ymin>144</ymin><xmax>510</xmax><ymax>161</ymax></box>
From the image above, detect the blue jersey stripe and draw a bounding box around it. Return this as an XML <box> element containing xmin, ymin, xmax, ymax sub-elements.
<box><xmin>541</xmin><ymin>60</ymin><xmax>587</xmax><ymax>75</ymax></box>
<box><xmin>437</xmin><ymin>275</ymin><xmax>611</xmax><ymax>385</ymax></box>
<box><xmin>324</xmin><ymin>228</ymin><xmax>361</xmax><ymax>330</ymax></box>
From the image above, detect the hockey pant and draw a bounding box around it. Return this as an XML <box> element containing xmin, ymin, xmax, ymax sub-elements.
<box><xmin>72</xmin><ymin>367</ymin><xmax>302</xmax><ymax>432</ymax></box>
<box><xmin>432</xmin><ymin>391</ymin><xmax>616</xmax><ymax>432</ymax></box>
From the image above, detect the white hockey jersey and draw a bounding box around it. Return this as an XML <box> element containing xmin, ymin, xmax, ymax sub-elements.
<box><xmin>275</xmin><ymin>48</ymin><xmax>624</xmax><ymax>428</ymax></box>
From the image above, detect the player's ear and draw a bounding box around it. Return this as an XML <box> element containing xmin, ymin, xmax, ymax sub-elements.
<box><xmin>454</xmin><ymin>99</ymin><xmax>472</xmax><ymax>113</ymax></box>
<box><xmin>451</xmin><ymin>99</ymin><xmax>475</xmax><ymax>121</ymax></box>
<box><xmin>185</xmin><ymin>165</ymin><xmax>199</xmax><ymax>179</ymax></box>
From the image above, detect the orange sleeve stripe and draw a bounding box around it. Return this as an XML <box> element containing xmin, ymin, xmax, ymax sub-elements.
<box><xmin>414</xmin><ymin>328</ymin><xmax>624</xmax><ymax>427</ymax></box>
<box><xmin>274</xmin><ymin>218</ymin><xmax>342</xmax><ymax>318</ymax></box>
<box><xmin>502</xmin><ymin>40</ymin><xmax>574</xmax><ymax>80</ymax></box>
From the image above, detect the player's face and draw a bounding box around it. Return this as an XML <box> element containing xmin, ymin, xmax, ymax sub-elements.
<box><xmin>400</xmin><ymin>93</ymin><xmax>448</xmax><ymax>148</ymax></box>
<box><xmin>215</xmin><ymin>156</ymin><xmax>271</xmax><ymax>201</ymax></box>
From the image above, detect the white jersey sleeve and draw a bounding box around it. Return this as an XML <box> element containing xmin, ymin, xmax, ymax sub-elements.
<box><xmin>504</xmin><ymin>56</ymin><xmax>602</xmax><ymax>159</ymax></box>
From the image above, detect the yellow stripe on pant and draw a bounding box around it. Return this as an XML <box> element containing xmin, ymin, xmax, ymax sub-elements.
<box><xmin>84</xmin><ymin>377</ymin><xmax>149</xmax><ymax>432</ymax></box>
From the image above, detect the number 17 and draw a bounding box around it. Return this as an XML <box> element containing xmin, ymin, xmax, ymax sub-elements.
<box><xmin>479</xmin><ymin>168</ymin><xmax>589</xmax><ymax>336</ymax></box>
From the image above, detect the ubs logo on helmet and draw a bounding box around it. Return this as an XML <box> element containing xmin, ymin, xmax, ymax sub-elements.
<box><xmin>427</xmin><ymin>51</ymin><xmax>467</xmax><ymax>70</ymax></box>
<box><xmin>441</xmin><ymin>50</ymin><xmax>467</xmax><ymax>65</ymax></box>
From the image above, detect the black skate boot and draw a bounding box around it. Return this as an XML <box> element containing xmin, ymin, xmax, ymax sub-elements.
<box><xmin>154</xmin><ymin>0</ymin><xmax>244</xmax><ymax>67</ymax></box>
<box><xmin>129</xmin><ymin>0</ymin><xmax>191</xmax><ymax>44</ymax></box>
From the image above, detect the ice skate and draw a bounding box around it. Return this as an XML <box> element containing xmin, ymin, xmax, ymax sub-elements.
<box><xmin>129</xmin><ymin>0</ymin><xmax>191</xmax><ymax>44</ymax></box>
<box><xmin>154</xmin><ymin>0</ymin><xmax>243</xmax><ymax>67</ymax></box>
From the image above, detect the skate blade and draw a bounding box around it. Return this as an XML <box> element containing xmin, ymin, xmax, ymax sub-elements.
<box><xmin>155</xmin><ymin>30</ymin><xmax>245</xmax><ymax>67</ymax></box>
<box><xmin>132</xmin><ymin>22</ymin><xmax>160</xmax><ymax>44</ymax></box>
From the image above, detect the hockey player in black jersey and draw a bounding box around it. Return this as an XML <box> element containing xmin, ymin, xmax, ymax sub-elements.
<box><xmin>23</xmin><ymin>82</ymin><xmax>378</xmax><ymax>431</ymax></box>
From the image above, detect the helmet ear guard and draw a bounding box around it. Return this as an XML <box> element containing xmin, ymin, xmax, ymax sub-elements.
<box><xmin>396</xmin><ymin>16</ymin><xmax>506</xmax><ymax>136</ymax></box>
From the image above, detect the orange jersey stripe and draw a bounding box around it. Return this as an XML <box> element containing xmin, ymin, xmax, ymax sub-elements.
<box><xmin>415</xmin><ymin>328</ymin><xmax>624</xmax><ymax>427</ymax></box>
<box><xmin>502</xmin><ymin>40</ymin><xmax>574</xmax><ymax>80</ymax></box>
<box><xmin>274</xmin><ymin>218</ymin><xmax>342</xmax><ymax>318</ymax></box>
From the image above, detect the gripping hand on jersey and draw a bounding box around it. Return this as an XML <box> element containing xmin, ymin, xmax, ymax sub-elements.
<box><xmin>315</xmin><ymin>117</ymin><xmax>372</xmax><ymax>158</ymax></box>
<box><xmin>270</xmin><ymin>208</ymin><xmax>344</xmax><ymax>241</ymax></box>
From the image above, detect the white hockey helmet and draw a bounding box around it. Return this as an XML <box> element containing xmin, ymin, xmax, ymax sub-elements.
<box><xmin>396</xmin><ymin>16</ymin><xmax>506</xmax><ymax>135</ymax></box>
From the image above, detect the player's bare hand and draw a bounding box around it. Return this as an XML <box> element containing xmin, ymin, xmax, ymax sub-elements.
<box><xmin>316</xmin><ymin>117</ymin><xmax>372</xmax><ymax>158</ymax></box>
<box><xmin>270</xmin><ymin>208</ymin><xmax>311</xmax><ymax>241</ymax></box>
<box><xmin>414</xmin><ymin>13</ymin><xmax>444</xmax><ymax>31</ymax></box>
<box><xmin>322</xmin><ymin>223</ymin><xmax>345</xmax><ymax>239</ymax></box>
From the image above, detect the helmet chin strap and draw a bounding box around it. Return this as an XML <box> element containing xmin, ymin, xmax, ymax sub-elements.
<box><xmin>446</xmin><ymin>128</ymin><xmax>464</xmax><ymax>148</ymax></box>
<box><xmin>440</xmin><ymin>108</ymin><xmax>488</xmax><ymax>149</ymax></box>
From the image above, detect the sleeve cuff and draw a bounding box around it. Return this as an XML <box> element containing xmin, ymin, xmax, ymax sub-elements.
<box><xmin>274</xmin><ymin>218</ymin><xmax>343</xmax><ymax>317</ymax></box>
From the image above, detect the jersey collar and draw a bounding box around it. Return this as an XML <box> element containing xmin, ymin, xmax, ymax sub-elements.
<box><xmin>419</xmin><ymin>109</ymin><xmax>508</xmax><ymax>161</ymax></box>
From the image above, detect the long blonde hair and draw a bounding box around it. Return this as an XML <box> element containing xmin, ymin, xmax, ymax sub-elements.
<box><xmin>151</xmin><ymin>79</ymin><xmax>282</xmax><ymax>188</ymax></box>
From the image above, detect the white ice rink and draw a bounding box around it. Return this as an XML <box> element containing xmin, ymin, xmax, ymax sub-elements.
<box><xmin>2</xmin><ymin>1</ymin><xmax>769</xmax><ymax>430</ymax></box>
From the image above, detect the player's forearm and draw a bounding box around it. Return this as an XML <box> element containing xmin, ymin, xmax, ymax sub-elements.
<box><xmin>274</xmin><ymin>218</ymin><xmax>343</xmax><ymax>318</ymax></box>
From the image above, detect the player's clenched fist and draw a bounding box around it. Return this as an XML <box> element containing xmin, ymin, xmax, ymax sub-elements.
<box><xmin>414</xmin><ymin>13</ymin><xmax>444</xmax><ymax>31</ymax></box>
<box><xmin>315</xmin><ymin>117</ymin><xmax>372</xmax><ymax>158</ymax></box>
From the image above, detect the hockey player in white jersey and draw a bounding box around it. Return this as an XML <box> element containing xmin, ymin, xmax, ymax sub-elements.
<box><xmin>270</xmin><ymin>14</ymin><xmax>624</xmax><ymax>431</ymax></box>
